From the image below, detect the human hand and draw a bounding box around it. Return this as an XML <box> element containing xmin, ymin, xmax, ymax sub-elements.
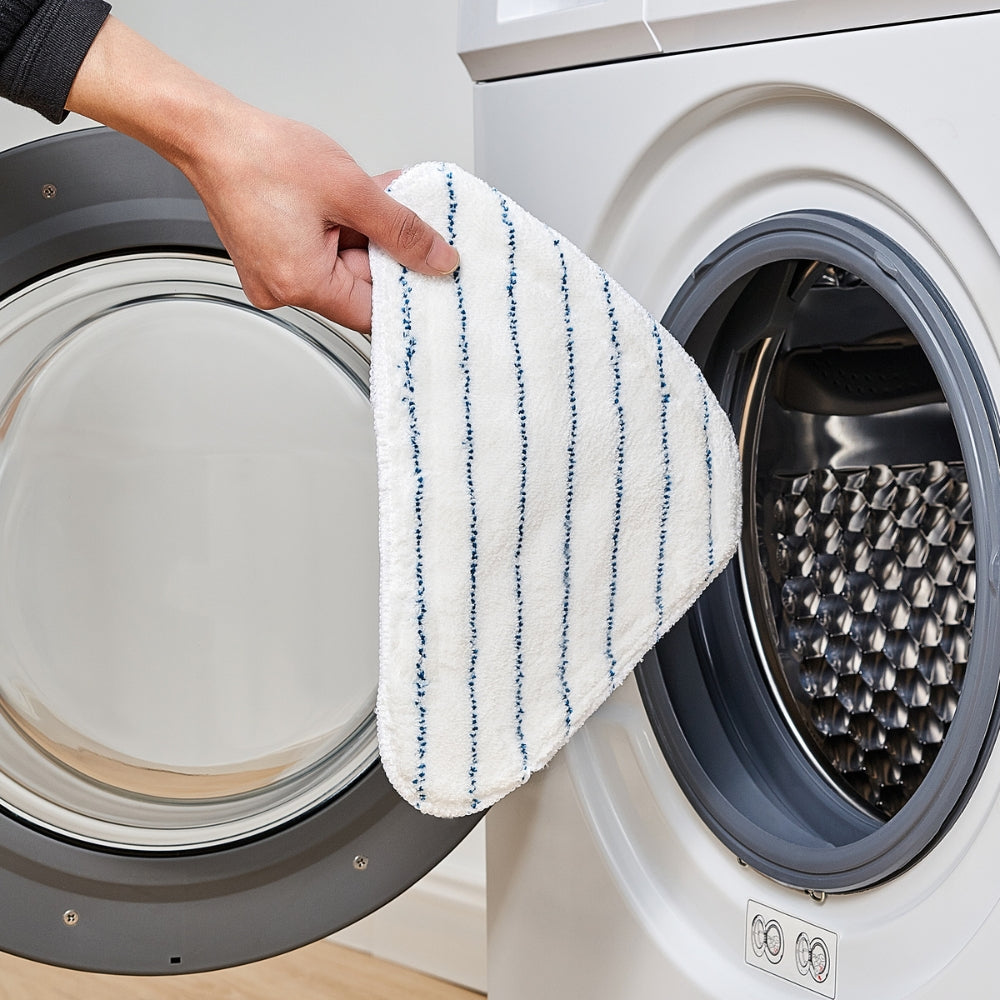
<box><xmin>66</xmin><ymin>16</ymin><xmax>459</xmax><ymax>333</ymax></box>
<box><xmin>182</xmin><ymin>113</ymin><xmax>458</xmax><ymax>333</ymax></box>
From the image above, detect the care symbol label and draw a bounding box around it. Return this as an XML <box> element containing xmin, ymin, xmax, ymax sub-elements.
<box><xmin>746</xmin><ymin>900</ymin><xmax>838</xmax><ymax>997</ymax></box>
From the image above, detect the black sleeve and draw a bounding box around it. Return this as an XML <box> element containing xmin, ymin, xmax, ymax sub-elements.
<box><xmin>0</xmin><ymin>0</ymin><xmax>111</xmax><ymax>124</ymax></box>
<box><xmin>0</xmin><ymin>0</ymin><xmax>44</xmax><ymax>53</ymax></box>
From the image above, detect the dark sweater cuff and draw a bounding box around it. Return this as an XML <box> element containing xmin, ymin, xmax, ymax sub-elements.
<box><xmin>0</xmin><ymin>0</ymin><xmax>111</xmax><ymax>123</ymax></box>
<box><xmin>0</xmin><ymin>0</ymin><xmax>45</xmax><ymax>54</ymax></box>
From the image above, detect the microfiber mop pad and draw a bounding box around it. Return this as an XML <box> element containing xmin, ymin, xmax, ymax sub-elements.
<box><xmin>370</xmin><ymin>162</ymin><xmax>741</xmax><ymax>817</ymax></box>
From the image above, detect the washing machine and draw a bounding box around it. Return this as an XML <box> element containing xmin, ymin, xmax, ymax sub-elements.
<box><xmin>462</xmin><ymin>3</ymin><xmax>1000</xmax><ymax>997</ymax></box>
<box><xmin>0</xmin><ymin>3</ymin><xmax>483</xmax><ymax>975</ymax></box>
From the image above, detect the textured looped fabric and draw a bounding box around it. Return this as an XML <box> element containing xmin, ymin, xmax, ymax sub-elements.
<box><xmin>370</xmin><ymin>163</ymin><xmax>741</xmax><ymax>817</ymax></box>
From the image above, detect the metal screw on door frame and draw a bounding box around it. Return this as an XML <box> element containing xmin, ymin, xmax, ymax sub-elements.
<box><xmin>62</xmin><ymin>910</ymin><xmax>79</xmax><ymax>926</ymax></box>
<box><xmin>353</xmin><ymin>855</ymin><xmax>369</xmax><ymax>871</ymax></box>
<box><xmin>41</xmin><ymin>184</ymin><xmax>57</xmax><ymax>199</ymax></box>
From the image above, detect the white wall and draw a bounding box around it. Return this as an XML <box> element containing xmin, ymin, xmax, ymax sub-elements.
<box><xmin>0</xmin><ymin>0</ymin><xmax>475</xmax><ymax>172</ymax></box>
<box><xmin>0</xmin><ymin>2</ymin><xmax>485</xmax><ymax>992</ymax></box>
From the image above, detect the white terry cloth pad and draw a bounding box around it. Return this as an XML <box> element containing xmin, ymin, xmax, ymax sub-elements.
<box><xmin>370</xmin><ymin>163</ymin><xmax>741</xmax><ymax>817</ymax></box>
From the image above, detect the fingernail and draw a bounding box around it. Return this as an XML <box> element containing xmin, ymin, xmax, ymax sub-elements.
<box><xmin>426</xmin><ymin>236</ymin><xmax>460</xmax><ymax>274</ymax></box>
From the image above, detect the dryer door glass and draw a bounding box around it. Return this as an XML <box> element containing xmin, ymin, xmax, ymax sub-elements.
<box><xmin>638</xmin><ymin>213</ymin><xmax>1000</xmax><ymax>891</ymax></box>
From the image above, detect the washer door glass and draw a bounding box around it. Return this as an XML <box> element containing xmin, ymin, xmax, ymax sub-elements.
<box><xmin>0</xmin><ymin>254</ymin><xmax>379</xmax><ymax>849</ymax></box>
<box><xmin>638</xmin><ymin>213</ymin><xmax>1000</xmax><ymax>892</ymax></box>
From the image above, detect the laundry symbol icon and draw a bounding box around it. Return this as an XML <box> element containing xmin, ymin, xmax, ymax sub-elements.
<box><xmin>751</xmin><ymin>914</ymin><xmax>784</xmax><ymax>964</ymax></box>
<box><xmin>796</xmin><ymin>932</ymin><xmax>831</xmax><ymax>983</ymax></box>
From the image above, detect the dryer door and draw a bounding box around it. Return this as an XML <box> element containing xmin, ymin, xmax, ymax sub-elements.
<box><xmin>0</xmin><ymin>128</ymin><xmax>479</xmax><ymax>974</ymax></box>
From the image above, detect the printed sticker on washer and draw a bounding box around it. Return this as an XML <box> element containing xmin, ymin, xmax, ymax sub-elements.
<box><xmin>746</xmin><ymin>900</ymin><xmax>838</xmax><ymax>997</ymax></box>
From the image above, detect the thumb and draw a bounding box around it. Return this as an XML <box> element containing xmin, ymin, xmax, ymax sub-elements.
<box><xmin>342</xmin><ymin>175</ymin><xmax>459</xmax><ymax>276</ymax></box>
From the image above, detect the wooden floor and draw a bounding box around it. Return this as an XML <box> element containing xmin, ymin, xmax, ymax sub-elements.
<box><xmin>0</xmin><ymin>940</ymin><xmax>484</xmax><ymax>1000</ymax></box>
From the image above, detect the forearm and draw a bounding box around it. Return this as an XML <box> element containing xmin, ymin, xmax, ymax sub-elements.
<box><xmin>61</xmin><ymin>14</ymin><xmax>458</xmax><ymax>332</ymax></box>
<box><xmin>65</xmin><ymin>15</ymin><xmax>250</xmax><ymax>174</ymax></box>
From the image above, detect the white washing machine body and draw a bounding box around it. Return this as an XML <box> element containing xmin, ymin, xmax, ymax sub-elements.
<box><xmin>465</xmin><ymin>6</ymin><xmax>1000</xmax><ymax>998</ymax></box>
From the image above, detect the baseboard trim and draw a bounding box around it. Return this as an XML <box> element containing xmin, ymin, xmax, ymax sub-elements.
<box><xmin>333</xmin><ymin>862</ymin><xmax>487</xmax><ymax>993</ymax></box>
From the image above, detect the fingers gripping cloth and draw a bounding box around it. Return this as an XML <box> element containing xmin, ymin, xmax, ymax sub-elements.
<box><xmin>370</xmin><ymin>163</ymin><xmax>741</xmax><ymax>817</ymax></box>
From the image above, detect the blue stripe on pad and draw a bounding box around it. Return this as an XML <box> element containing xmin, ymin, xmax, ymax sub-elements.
<box><xmin>500</xmin><ymin>194</ymin><xmax>531</xmax><ymax>780</ymax></box>
<box><xmin>698</xmin><ymin>371</ymin><xmax>716</xmax><ymax>573</ymax></box>
<box><xmin>603</xmin><ymin>276</ymin><xmax>625</xmax><ymax>690</ymax></box>
<box><xmin>399</xmin><ymin>268</ymin><xmax>428</xmax><ymax>807</ymax></box>
<box><xmin>650</xmin><ymin>317</ymin><xmax>672</xmax><ymax>632</ymax></box>
<box><xmin>556</xmin><ymin>240</ymin><xmax>576</xmax><ymax>735</ymax></box>
<box><xmin>443</xmin><ymin>168</ymin><xmax>481</xmax><ymax>810</ymax></box>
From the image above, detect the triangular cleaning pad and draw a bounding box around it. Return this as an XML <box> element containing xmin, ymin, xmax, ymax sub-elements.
<box><xmin>370</xmin><ymin>163</ymin><xmax>741</xmax><ymax>817</ymax></box>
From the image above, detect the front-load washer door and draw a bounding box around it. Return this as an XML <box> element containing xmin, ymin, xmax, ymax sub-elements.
<box><xmin>637</xmin><ymin>212</ymin><xmax>1000</xmax><ymax>893</ymax></box>
<box><xmin>0</xmin><ymin>128</ymin><xmax>479</xmax><ymax>974</ymax></box>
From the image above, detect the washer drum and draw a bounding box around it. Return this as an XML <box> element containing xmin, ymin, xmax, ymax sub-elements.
<box><xmin>639</xmin><ymin>212</ymin><xmax>1000</xmax><ymax>892</ymax></box>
